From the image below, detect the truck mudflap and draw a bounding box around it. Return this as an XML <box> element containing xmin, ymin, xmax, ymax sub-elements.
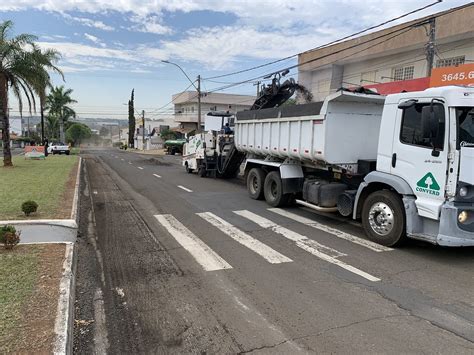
<box><xmin>437</xmin><ymin>201</ymin><xmax>474</xmax><ymax>247</ymax></box>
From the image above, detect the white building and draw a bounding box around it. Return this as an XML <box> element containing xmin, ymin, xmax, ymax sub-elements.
<box><xmin>298</xmin><ymin>4</ymin><xmax>474</xmax><ymax>101</ymax></box>
<box><xmin>172</xmin><ymin>91</ymin><xmax>256</xmax><ymax>131</ymax></box>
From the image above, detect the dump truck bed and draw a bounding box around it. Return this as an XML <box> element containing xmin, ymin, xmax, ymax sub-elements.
<box><xmin>235</xmin><ymin>91</ymin><xmax>386</xmax><ymax>165</ymax></box>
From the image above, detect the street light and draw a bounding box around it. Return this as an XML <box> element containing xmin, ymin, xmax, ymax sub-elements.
<box><xmin>162</xmin><ymin>60</ymin><xmax>202</xmax><ymax>131</ymax></box>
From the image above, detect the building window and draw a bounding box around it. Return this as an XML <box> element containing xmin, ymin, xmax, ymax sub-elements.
<box><xmin>392</xmin><ymin>66</ymin><xmax>414</xmax><ymax>81</ymax></box>
<box><xmin>436</xmin><ymin>56</ymin><xmax>465</xmax><ymax>68</ymax></box>
<box><xmin>191</xmin><ymin>106</ymin><xmax>194</xmax><ymax>113</ymax></box>
<box><xmin>400</xmin><ymin>103</ymin><xmax>445</xmax><ymax>150</ymax></box>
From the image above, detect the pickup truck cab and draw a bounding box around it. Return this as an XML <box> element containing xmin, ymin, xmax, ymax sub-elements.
<box><xmin>48</xmin><ymin>142</ymin><xmax>70</xmax><ymax>155</ymax></box>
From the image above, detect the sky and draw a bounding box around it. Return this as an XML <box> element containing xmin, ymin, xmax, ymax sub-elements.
<box><xmin>0</xmin><ymin>0</ymin><xmax>471</xmax><ymax>121</ymax></box>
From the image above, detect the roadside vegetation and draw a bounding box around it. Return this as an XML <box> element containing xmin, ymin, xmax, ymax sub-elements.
<box><xmin>0</xmin><ymin>245</ymin><xmax>39</xmax><ymax>352</ymax></box>
<box><xmin>0</xmin><ymin>156</ymin><xmax>78</xmax><ymax>219</ymax></box>
<box><xmin>0</xmin><ymin>244</ymin><xmax>66</xmax><ymax>353</ymax></box>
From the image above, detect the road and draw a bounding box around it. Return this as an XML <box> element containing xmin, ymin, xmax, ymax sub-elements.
<box><xmin>73</xmin><ymin>148</ymin><xmax>474</xmax><ymax>354</ymax></box>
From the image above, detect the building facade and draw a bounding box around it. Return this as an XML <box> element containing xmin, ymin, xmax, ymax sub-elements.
<box><xmin>172</xmin><ymin>91</ymin><xmax>256</xmax><ymax>131</ymax></box>
<box><xmin>298</xmin><ymin>4</ymin><xmax>474</xmax><ymax>101</ymax></box>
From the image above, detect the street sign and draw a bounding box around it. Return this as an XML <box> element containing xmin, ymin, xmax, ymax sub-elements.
<box><xmin>430</xmin><ymin>63</ymin><xmax>474</xmax><ymax>88</ymax></box>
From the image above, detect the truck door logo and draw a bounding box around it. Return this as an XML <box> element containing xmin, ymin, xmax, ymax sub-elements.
<box><xmin>416</xmin><ymin>172</ymin><xmax>441</xmax><ymax>196</ymax></box>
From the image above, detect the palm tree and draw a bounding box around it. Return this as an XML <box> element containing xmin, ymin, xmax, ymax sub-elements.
<box><xmin>45</xmin><ymin>86</ymin><xmax>77</xmax><ymax>143</ymax></box>
<box><xmin>30</xmin><ymin>45</ymin><xmax>63</xmax><ymax>143</ymax></box>
<box><xmin>0</xmin><ymin>20</ymin><xmax>62</xmax><ymax>167</ymax></box>
<box><xmin>46</xmin><ymin>114</ymin><xmax>59</xmax><ymax>139</ymax></box>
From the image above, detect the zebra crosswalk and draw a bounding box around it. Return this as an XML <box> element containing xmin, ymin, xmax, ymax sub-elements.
<box><xmin>154</xmin><ymin>209</ymin><xmax>389</xmax><ymax>282</ymax></box>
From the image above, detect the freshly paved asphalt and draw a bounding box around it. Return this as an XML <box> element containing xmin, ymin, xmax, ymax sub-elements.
<box><xmin>74</xmin><ymin>148</ymin><xmax>474</xmax><ymax>354</ymax></box>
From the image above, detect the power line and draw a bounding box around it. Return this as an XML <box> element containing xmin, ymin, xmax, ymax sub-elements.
<box><xmin>202</xmin><ymin>0</ymin><xmax>442</xmax><ymax>80</ymax></box>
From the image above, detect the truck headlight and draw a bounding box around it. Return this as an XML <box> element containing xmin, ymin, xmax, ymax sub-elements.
<box><xmin>458</xmin><ymin>211</ymin><xmax>469</xmax><ymax>224</ymax></box>
<box><xmin>459</xmin><ymin>186</ymin><xmax>468</xmax><ymax>197</ymax></box>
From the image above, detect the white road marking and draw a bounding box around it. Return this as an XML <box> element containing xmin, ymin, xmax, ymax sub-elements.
<box><xmin>178</xmin><ymin>185</ymin><xmax>193</xmax><ymax>192</ymax></box>
<box><xmin>197</xmin><ymin>212</ymin><xmax>292</xmax><ymax>264</ymax></box>
<box><xmin>93</xmin><ymin>190</ymin><xmax>98</xmax><ymax>195</ymax></box>
<box><xmin>153</xmin><ymin>174</ymin><xmax>162</xmax><ymax>179</ymax></box>
<box><xmin>235</xmin><ymin>210</ymin><xmax>380</xmax><ymax>282</ymax></box>
<box><xmin>121</xmin><ymin>158</ymin><xmax>124</xmax><ymax>161</ymax></box>
<box><xmin>137</xmin><ymin>166</ymin><xmax>144</xmax><ymax>170</ymax></box>
<box><xmin>154</xmin><ymin>214</ymin><xmax>232</xmax><ymax>271</ymax></box>
<box><xmin>234</xmin><ymin>210</ymin><xmax>344</xmax><ymax>258</ymax></box>
<box><xmin>269</xmin><ymin>208</ymin><xmax>392</xmax><ymax>252</ymax></box>
<box><xmin>128</xmin><ymin>162</ymin><xmax>132</xmax><ymax>165</ymax></box>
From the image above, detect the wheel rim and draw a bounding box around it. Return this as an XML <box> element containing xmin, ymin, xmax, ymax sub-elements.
<box><xmin>368</xmin><ymin>202</ymin><xmax>395</xmax><ymax>236</ymax></box>
<box><xmin>270</xmin><ymin>180</ymin><xmax>278</xmax><ymax>199</ymax></box>
<box><xmin>250</xmin><ymin>175</ymin><xmax>259</xmax><ymax>194</ymax></box>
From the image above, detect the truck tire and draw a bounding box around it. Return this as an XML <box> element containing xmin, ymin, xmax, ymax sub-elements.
<box><xmin>185</xmin><ymin>163</ymin><xmax>193</xmax><ymax>174</ymax></box>
<box><xmin>361</xmin><ymin>190</ymin><xmax>406</xmax><ymax>247</ymax></box>
<box><xmin>264</xmin><ymin>171</ymin><xmax>291</xmax><ymax>207</ymax></box>
<box><xmin>247</xmin><ymin>168</ymin><xmax>265</xmax><ymax>200</ymax></box>
<box><xmin>198</xmin><ymin>166</ymin><xmax>207</xmax><ymax>178</ymax></box>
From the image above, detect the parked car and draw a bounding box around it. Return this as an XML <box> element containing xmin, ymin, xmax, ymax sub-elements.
<box><xmin>47</xmin><ymin>142</ymin><xmax>70</xmax><ymax>155</ymax></box>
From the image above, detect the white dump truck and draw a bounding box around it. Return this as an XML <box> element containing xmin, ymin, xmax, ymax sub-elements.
<box><xmin>185</xmin><ymin>86</ymin><xmax>474</xmax><ymax>247</ymax></box>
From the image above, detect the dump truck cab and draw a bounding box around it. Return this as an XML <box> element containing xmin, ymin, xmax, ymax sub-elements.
<box><xmin>355</xmin><ymin>86</ymin><xmax>474</xmax><ymax>246</ymax></box>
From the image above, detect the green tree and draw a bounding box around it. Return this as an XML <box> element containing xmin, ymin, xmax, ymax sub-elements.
<box><xmin>0</xmin><ymin>20</ymin><xmax>62</xmax><ymax>167</ymax></box>
<box><xmin>128</xmin><ymin>89</ymin><xmax>135</xmax><ymax>147</ymax></box>
<box><xmin>30</xmin><ymin>45</ymin><xmax>63</xmax><ymax>144</ymax></box>
<box><xmin>45</xmin><ymin>85</ymin><xmax>77</xmax><ymax>143</ymax></box>
<box><xmin>66</xmin><ymin>123</ymin><xmax>91</xmax><ymax>146</ymax></box>
<box><xmin>46</xmin><ymin>114</ymin><xmax>59</xmax><ymax>139</ymax></box>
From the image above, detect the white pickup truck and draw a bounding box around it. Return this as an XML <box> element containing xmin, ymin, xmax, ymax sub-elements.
<box><xmin>47</xmin><ymin>142</ymin><xmax>70</xmax><ymax>155</ymax></box>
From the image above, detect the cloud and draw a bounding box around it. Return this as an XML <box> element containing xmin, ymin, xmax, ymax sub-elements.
<box><xmin>62</xmin><ymin>13</ymin><xmax>114</xmax><ymax>31</ymax></box>
<box><xmin>129</xmin><ymin>14</ymin><xmax>173</xmax><ymax>35</ymax></box>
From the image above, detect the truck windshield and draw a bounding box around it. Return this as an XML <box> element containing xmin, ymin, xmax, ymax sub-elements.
<box><xmin>456</xmin><ymin>107</ymin><xmax>474</xmax><ymax>148</ymax></box>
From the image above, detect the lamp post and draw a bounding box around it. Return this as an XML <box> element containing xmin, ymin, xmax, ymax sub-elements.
<box><xmin>162</xmin><ymin>60</ymin><xmax>201</xmax><ymax>131</ymax></box>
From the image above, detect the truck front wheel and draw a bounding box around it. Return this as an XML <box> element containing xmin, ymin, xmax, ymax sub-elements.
<box><xmin>263</xmin><ymin>171</ymin><xmax>291</xmax><ymax>207</ymax></box>
<box><xmin>247</xmin><ymin>168</ymin><xmax>265</xmax><ymax>200</ymax></box>
<box><xmin>362</xmin><ymin>190</ymin><xmax>406</xmax><ymax>247</ymax></box>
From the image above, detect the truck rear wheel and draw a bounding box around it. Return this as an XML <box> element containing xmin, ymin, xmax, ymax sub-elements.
<box><xmin>264</xmin><ymin>171</ymin><xmax>291</xmax><ymax>207</ymax></box>
<box><xmin>362</xmin><ymin>190</ymin><xmax>406</xmax><ymax>247</ymax></box>
<box><xmin>247</xmin><ymin>168</ymin><xmax>265</xmax><ymax>200</ymax></box>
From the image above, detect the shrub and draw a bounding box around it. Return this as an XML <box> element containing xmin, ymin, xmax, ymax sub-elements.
<box><xmin>21</xmin><ymin>200</ymin><xmax>38</xmax><ymax>216</ymax></box>
<box><xmin>0</xmin><ymin>225</ymin><xmax>20</xmax><ymax>249</ymax></box>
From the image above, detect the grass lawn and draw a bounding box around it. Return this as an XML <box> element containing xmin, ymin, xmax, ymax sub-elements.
<box><xmin>0</xmin><ymin>244</ymin><xmax>65</xmax><ymax>353</ymax></box>
<box><xmin>0</xmin><ymin>245</ymin><xmax>39</xmax><ymax>352</ymax></box>
<box><xmin>0</xmin><ymin>155</ymin><xmax>79</xmax><ymax>220</ymax></box>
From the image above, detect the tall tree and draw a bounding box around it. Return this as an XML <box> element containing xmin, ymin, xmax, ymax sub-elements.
<box><xmin>0</xmin><ymin>20</ymin><xmax>61</xmax><ymax>167</ymax></box>
<box><xmin>128</xmin><ymin>89</ymin><xmax>135</xmax><ymax>147</ymax></box>
<box><xmin>45</xmin><ymin>85</ymin><xmax>77</xmax><ymax>142</ymax></box>
<box><xmin>30</xmin><ymin>45</ymin><xmax>63</xmax><ymax>144</ymax></box>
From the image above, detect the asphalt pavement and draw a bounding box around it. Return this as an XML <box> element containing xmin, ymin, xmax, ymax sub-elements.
<box><xmin>73</xmin><ymin>148</ymin><xmax>474</xmax><ymax>354</ymax></box>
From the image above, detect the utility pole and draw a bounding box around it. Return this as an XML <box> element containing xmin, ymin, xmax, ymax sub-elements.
<box><xmin>142</xmin><ymin>110</ymin><xmax>145</xmax><ymax>151</ymax></box>
<box><xmin>425</xmin><ymin>17</ymin><xmax>436</xmax><ymax>77</ymax></box>
<box><xmin>197</xmin><ymin>75</ymin><xmax>201</xmax><ymax>132</ymax></box>
<box><xmin>253</xmin><ymin>81</ymin><xmax>261</xmax><ymax>97</ymax></box>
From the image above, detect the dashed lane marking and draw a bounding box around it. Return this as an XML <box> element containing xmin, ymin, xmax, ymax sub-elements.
<box><xmin>178</xmin><ymin>185</ymin><xmax>193</xmax><ymax>192</ymax></box>
<box><xmin>153</xmin><ymin>174</ymin><xmax>162</xmax><ymax>178</ymax></box>
<box><xmin>137</xmin><ymin>167</ymin><xmax>144</xmax><ymax>170</ymax></box>
<box><xmin>269</xmin><ymin>208</ymin><xmax>393</xmax><ymax>252</ymax></box>
<box><xmin>235</xmin><ymin>210</ymin><xmax>380</xmax><ymax>282</ymax></box>
<box><xmin>154</xmin><ymin>214</ymin><xmax>232</xmax><ymax>271</ymax></box>
<box><xmin>197</xmin><ymin>212</ymin><xmax>292</xmax><ymax>264</ymax></box>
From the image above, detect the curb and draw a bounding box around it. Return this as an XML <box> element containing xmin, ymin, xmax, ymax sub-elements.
<box><xmin>55</xmin><ymin>156</ymin><xmax>81</xmax><ymax>355</ymax></box>
<box><xmin>53</xmin><ymin>242</ymin><xmax>77</xmax><ymax>355</ymax></box>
